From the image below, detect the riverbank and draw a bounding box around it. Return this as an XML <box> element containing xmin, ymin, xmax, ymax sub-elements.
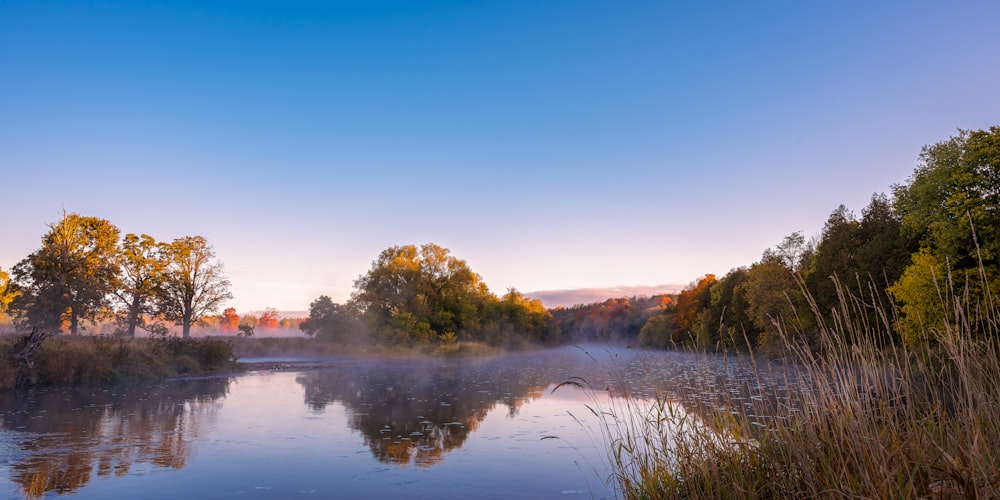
<box><xmin>226</xmin><ymin>336</ymin><xmax>505</xmax><ymax>359</ymax></box>
<box><xmin>1</xmin><ymin>335</ymin><xmax>516</xmax><ymax>390</ymax></box>
<box><xmin>601</xmin><ymin>321</ymin><xmax>1000</xmax><ymax>498</ymax></box>
<box><xmin>0</xmin><ymin>335</ymin><xmax>238</xmax><ymax>390</ymax></box>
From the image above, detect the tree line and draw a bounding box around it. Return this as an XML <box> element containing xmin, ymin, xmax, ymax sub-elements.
<box><xmin>0</xmin><ymin>212</ymin><xmax>232</xmax><ymax>338</ymax></box>
<box><xmin>5</xmin><ymin>126</ymin><xmax>995</xmax><ymax>354</ymax></box>
<box><xmin>640</xmin><ymin>126</ymin><xmax>999</xmax><ymax>353</ymax></box>
<box><xmin>299</xmin><ymin>126</ymin><xmax>999</xmax><ymax>353</ymax></box>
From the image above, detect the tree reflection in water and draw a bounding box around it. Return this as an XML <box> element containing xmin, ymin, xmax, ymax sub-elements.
<box><xmin>291</xmin><ymin>347</ymin><xmax>797</xmax><ymax>468</ymax></box>
<box><xmin>0</xmin><ymin>378</ymin><xmax>229</xmax><ymax>499</ymax></box>
<box><xmin>294</xmin><ymin>356</ymin><xmax>569</xmax><ymax>467</ymax></box>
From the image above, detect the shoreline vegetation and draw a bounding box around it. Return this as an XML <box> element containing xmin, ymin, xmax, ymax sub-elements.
<box><xmin>0</xmin><ymin>335</ymin><xmax>511</xmax><ymax>391</ymax></box>
<box><xmin>596</xmin><ymin>280</ymin><xmax>1000</xmax><ymax>499</ymax></box>
<box><xmin>0</xmin><ymin>335</ymin><xmax>237</xmax><ymax>390</ymax></box>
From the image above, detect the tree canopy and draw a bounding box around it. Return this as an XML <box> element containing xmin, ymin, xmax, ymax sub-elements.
<box><xmin>352</xmin><ymin>243</ymin><xmax>495</xmax><ymax>344</ymax></box>
<box><xmin>301</xmin><ymin>243</ymin><xmax>554</xmax><ymax>347</ymax></box>
<box><xmin>5</xmin><ymin>213</ymin><xmax>233</xmax><ymax>337</ymax></box>
<box><xmin>112</xmin><ymin>233</ymin><xmax>167</xmax><ymax>337</ymax></box>
<box><xmin>10</xmin><ymin>212</ymin><xmax>121</xmax><ymax>335</ymax></box>
<box><xmin>159</xmin><ymin>236</ymin><xmax>233</xmax><ymax>338</ymax></box>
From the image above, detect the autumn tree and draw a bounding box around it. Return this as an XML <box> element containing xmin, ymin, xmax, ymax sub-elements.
<box><xmin>696</xmin><ymin>267</ymin><xmax>755</xmax><ymax>350</ymax></box>
<box><xmin>258</xmin><ymin>308</ymin><xmax>279</xmax><ymax>331</ymax></box>
<box><xmin>220</xmin><ymin>307</ymin><xmax>240</xmax><ymax>332</ymax></box>
<box><xmin>112</xmin><ymin>233</ymin><xmax>167</xmax><ymax>337</ymax></box>
<box><xmin>351</xmin><ymin>243</ymin><xmax>494</xmax><ymax>344</ymax></box>
<box><xmin>673</xmin><ymin>274</ymin><xmax>716</xmax><ymax>344</ymax></box>
<box><xmin>10</xmin><ymin>212</ymin><xmax>120</xmax><ymax>335</ymax></box>
<box><xmin>0</xmin><ymin>266</ymin><xmax>15</xmax><ymax>322</ymax></box>
<box><xmin>159</xmin><ymin>236</ymin><xmax>232</xmax><ymax>338</ymax></box>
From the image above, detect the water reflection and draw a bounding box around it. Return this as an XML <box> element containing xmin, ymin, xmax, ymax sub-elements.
<box><xmin>0</xmin><ymin>378</ymin><xmax>229</xmax><ymax>499</ymax></box>
<box><xmin>293</xmin><ymin>347</ymin><xmax>802</xmax><ymax>468</ymax></box>
<box><xmin>295</xmin><ymin>358</ymin><xmax>550</xmax><ymax>467</ymax></box>
<box><xmin>0</xmin><ymin>347</ymin><xmax>809</xmax><ymax>498</ymax></box>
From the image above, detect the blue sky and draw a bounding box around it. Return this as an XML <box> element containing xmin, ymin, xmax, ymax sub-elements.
<box><xmin>2</xmin><ymin>1</ymin><xmax>999</xmax><ymax>311</ymax></box>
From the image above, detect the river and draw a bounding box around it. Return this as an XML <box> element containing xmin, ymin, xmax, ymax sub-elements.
<box><xmin>1</xmin><ymin>345</ymin><xmax>797</xmax><ymax>499</ymax></box>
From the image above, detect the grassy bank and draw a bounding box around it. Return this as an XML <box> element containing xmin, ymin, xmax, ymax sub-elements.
<box><xmin>600</xmin><ymin>292</ymin><xmax>1000</xmax><ymax>498</ymax></box>
<box><xmin>0</xmin><ymin>335</ymin><xmax>237</xmax><ymax>390</ymax></box>
<box><xmin>227</xmin><ymin>336</ymin><xmax>503</xmax><ymax>359</ymax></box>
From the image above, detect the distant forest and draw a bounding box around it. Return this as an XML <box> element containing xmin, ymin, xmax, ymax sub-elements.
<box><xmin>2</xmin><ymin>126</ymin><xmax>998</xmax><ymax>354</ymax></box>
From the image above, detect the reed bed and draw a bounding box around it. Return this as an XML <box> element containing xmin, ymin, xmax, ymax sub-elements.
<box><xmin>0</xmin><ymin>335</ymin><xmax>237</xmax><ymax>389</ymax></box>
<box><xmin>597</xmin><ymin>283</ymin><xmax>1000</xmax><ymax>499</ymax></box>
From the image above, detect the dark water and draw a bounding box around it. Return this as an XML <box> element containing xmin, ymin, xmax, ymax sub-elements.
<box><xmin>0</xmin><ymin>346</ymin><xmax>798</xmax><ymax>499</ymax></box>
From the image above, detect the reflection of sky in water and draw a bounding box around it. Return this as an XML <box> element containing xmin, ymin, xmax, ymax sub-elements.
<box><xmin>1</xmin><ymin>347</ymin><xmax>802</xmax><ymax>498</ymax></box>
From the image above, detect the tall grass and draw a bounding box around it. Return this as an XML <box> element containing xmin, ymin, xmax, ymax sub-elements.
<box><xmin>598</xmin><ymin>279</ymin><xmax>1000</xmax><ymax>498</ymax></box>
<box><xmin>0</xmin><ymin>336</ymin><xmax>237</xmax><ymax>390</ymax></box>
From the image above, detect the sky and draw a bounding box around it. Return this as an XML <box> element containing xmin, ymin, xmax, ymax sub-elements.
<box><xmin>2</xmin><ymin>1</ymin><xmax>999</xmax><ymax>312</ymax></box>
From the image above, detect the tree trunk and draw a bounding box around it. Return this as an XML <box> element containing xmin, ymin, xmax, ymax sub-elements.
<box><xmin>182</xmin><ymin>308</ymin><xmax>192</xmax><ymax>338</ymax></box>
<box><xmin>127</xmin><ymin>297</ymin><xmax>141</xmax><ymax>337</ymax></box>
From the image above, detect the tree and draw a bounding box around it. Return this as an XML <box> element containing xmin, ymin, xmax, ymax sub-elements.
<box><xmin>220</xmin><ymin>307</ymin><xmax>240</xmax><ymax>332</ymax></box>
<box><xmin>673</xmin><ymin>274</ymin><xmax>716</xmax><ymax>345</ymax></box>
<box><xmin>804</xmin><ymin>206</ymin><xmax>861</xmax><ymax>325</ymax></box>
<box><xmin>740</xmin><ymin>234</ymin><xmax>815</xmax><ymax>351</ymax></box>
<box><xmin>10</xmin><ymin>212</ymin><xmax>120</xmax><ymax>335</ymax></box>
<box><xmin>351</xmin><ymin>243</ymin><xmax>494</xmax><ymax>344</ymax></box>
<box><xmin>112</xmin><ymin>233</ymin><xmax>167</xmax><ymax>337</ymax></box>
<box><xmin>300</xmin><ymin>295</ymin><xmax>366</xmax><ymax>342</ymax></box>
<box><xmin>480</xmin><ymin>288</ymin><xmax>552</xmax><ymax>345</ymax></box>
<box><xmin>258</xmin><ymin>308</ymin><xmax>279</xmax><ymax>330</ymax></box>
<box><xmin>0</xmin><ymin>266</ymin><xmax>15</xmax><ymax>321</ymax></box>
<box><xmin>638</xmin><ymin>315</ymin><xmax>672</xmax><ymax>348</ymax></box>
<box><xmin>702</xmin><ymin>267</ymin><xmax>755</xmax><ymax>350</ymax></box>
<box><xmin>891</xmin><ymin>127</ymin><xmax>1000</xmax><ymax>344</ymax></box>
<box><xmin>159</xmin><ymin>236</ymin><xmax>232</xmax><ymax>338</ymax></box>
<box><xmin>803</xmin><ymin>196</ymin><xmax>915</xmax><ymax>345</ymax></box>
<box><xmin>894</xmin><ymin>127</ymin><xmax>1000</xmax><ymax>269</ymax></box>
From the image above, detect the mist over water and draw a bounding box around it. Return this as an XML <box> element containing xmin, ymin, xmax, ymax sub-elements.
<box><xmin>1</xmin><ymin>346</ymin><xmax>802</xmax><ymax>498</ymax></box>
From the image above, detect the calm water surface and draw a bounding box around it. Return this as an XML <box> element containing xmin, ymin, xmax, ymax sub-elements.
<box><xmin>0</xmin><ymin>346</ymin><xmax>798</xmax><ymax>499</ymax></box>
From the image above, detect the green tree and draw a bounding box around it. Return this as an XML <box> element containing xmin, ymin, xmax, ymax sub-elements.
<box><xmin>894</xmin><ymin>127</ymin><xmax>1000</xmax><ymax>269</ymax></box>
<box><xmin>741</xmin><ymin>234</ymin><xmax>814</xmax><ymax>351</ymax></box>
<box><xmin>891</xmin><ymin>127</ymin><xmax>1000</xmax><ymax>344</ymax></box>
<box><xmin>480</xmin><ymin>288</ymin><xmax>552</xmax><ymax>345</ymax></box>
<box><xmin>159</xmin><ymin>236</ymin><xmax>232</xmax><ymax>338</ymax></box>
<box><xmin>638</xmin><ymin>314</ymin><xmax>672</xmax><ymax>349</ymax></box>
<box><xmin>702</xmin><ymin>267</ymin><xmax>755</xmax><ymax>350</ymax></box>
<box><xmin>113</xmin><ymin>233</ymin><xmax>167</xmax><ymax>337</ymax></box>
<box><xmin>351</xmin><ymin>243</ymin><xmax>494</xmax><ymax>344</ymax></box>
<box><xmin>300</xmin><ymin>295</ymin><xmax>366</xmax><ymax>342</ymax></box>
<box><xmin>10</xmin><ymin>212</ymin><xmax>120</xmax><ymax>335</ymax></box>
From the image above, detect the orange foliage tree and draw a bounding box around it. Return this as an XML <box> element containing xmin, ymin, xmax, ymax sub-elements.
<box><xmin>673</xmin><ymin>274</ymin><xmax>717</xmax><ymax>336</ymax></box>
<box><xmin>258</xmin><ymin>308</ymin><xmax>279</xmax><ymax>331</ymax></box>
<box><xmin>220</xmin><ymin>307</ymin><xmax>240</xmax><ymax>332</ymax></box>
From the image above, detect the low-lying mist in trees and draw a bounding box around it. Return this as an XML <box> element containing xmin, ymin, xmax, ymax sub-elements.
<box><xmin>299</xmin><ymin>243</ymin><xmax>554</xmax><ymax>348</ymax></box>
<box><xmin>2</xmin><ymin>212</ymin><xmax>232</xmax><ymax>339</ymax></box>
